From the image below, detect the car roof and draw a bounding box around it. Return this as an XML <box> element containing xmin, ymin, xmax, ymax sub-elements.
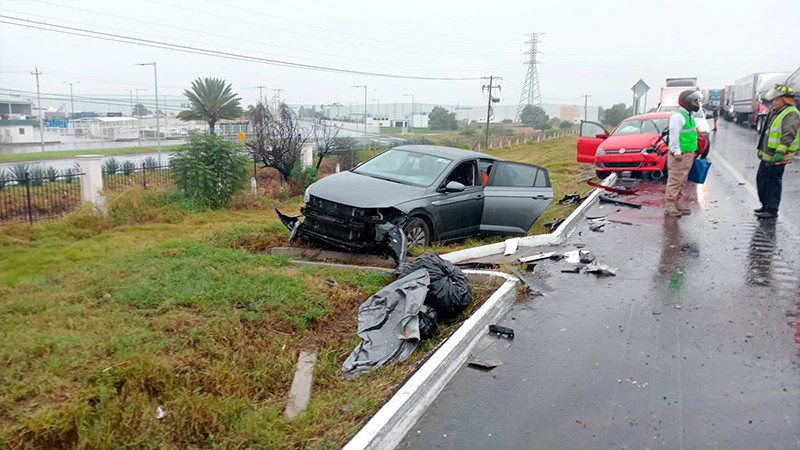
<box><xmin>391</xmin><ymin>145</ymin><xmax>503</xmax><ymax>161</ymax></box>
<box><xmin>624</xmin><ymin>112</ymin><xmax>673</xmax><ymax>120</ymax></box>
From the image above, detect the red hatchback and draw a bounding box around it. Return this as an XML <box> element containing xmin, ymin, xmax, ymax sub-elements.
<box><xmin>577</xmin><ymin>112</ymin><xmax>706</xmax><ymax>180</ymax></box>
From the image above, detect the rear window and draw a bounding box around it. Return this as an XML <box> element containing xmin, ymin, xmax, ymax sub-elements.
<box><xmin>612</xmin><ymin>118</ymin><xmax>668</xmax><ymax>135</ymax></box>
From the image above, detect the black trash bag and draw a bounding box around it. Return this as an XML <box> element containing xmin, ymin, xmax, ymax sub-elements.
<box><xmin>418</xmin><ymin>304</ymin><xmax>438</xmax><ymax>340</ymax></box>
<box><xmin>396</xmin><ymin>252</ymin><xmax>471</xmax><ymax>320</ymax></box>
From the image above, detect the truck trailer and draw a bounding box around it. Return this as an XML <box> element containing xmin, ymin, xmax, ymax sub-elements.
<box><xmin>733</xmin><ymin>72</ymin><xmax>787</xmax><ymax>128</ymax></box>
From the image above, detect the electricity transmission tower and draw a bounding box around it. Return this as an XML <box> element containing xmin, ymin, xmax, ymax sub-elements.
<box><xmin>515</xmin><ymin>33</ymin><xmax>544</xmax><ymax>122</ymax></box>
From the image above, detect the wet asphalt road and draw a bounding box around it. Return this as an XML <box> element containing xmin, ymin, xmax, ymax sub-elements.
<box><xmin>400</xmin><ymin>120</ymin><xmax>800</xmax><ymax>449</ymax></box>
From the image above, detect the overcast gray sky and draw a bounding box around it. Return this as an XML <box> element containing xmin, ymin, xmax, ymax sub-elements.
<box><xmin>1</xmin><ymin>0</ymin><xmax>797</xmax><ymax>111</ymax></box>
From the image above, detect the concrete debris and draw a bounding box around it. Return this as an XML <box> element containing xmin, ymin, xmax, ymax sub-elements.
<box><xmin>504</xmin><ymin>237</ymin><xmax>520</xmax><ymax>256</ymax></box>
<box><xmin>564</xmin><ymin>250</ymin><xmax>595</xmax><ymax>264</ymax></box>
<box><xmin>518</xmin><ymin>252</ymin><xmax>560</xmax><ymax>263</ymax></box>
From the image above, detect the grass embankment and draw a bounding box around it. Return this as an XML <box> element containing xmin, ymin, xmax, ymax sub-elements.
<box><xmin>0</xmin><ymin>190</ymin><xmax>495</xmax><ymax>448</ymax></box>
<box><xmin>0</xmin><ymin>145</ymin><xmax>182</xmax><ymax>163</ymax></box>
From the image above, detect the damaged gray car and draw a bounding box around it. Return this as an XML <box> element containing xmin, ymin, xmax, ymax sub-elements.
<box><xmin>275</xmin><ymin>145</ymin><xmax>553</xmax><ymax>263</ymax></box>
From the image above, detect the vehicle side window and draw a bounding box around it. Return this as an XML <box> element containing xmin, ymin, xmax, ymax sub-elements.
<box><xmin>445</xmin><ymin>160</ymin><xmax>476</xmax><ymax>187</ymax></box>
<box><xmin>533</xmin><ymin>168</ymin><xmax>549</xmax><ymax>187</ymax></box>
<box><xmin>478</xmin><ymin>160</ymin><xmax>494</xmax><ymax>187</ymax></box>
<box><xmin>580</xmin><ymin>121</ymin><xmax>606</xmax><ymax>137</ymax></box>
<box><xmin>492</xmin><ymin>162</ymin><xmax>539</xmax><ymax>187</ymax></box>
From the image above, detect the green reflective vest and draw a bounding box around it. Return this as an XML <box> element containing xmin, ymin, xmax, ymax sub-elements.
<box><xmin>758</xmin><ymin>105</ymin><xmax>799</xmax><ymax>163</ymax></box>
<box><xmin>669</xmin><ymin>108</ymin><xmax>698</xmax><ymax>154</ymax></box>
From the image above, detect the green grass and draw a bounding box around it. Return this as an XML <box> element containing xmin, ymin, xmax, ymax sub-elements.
<box><xmin>0</xmin><ymin>144</ymin><xmax>182</xmax><ymax>163</ymax></box>
<box><xmin>0</xmin><ymin>189</ymin><xmax>500</xmax><ymax>448</ymax></box>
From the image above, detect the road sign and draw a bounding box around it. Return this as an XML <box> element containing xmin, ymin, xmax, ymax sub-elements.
<box><xmin>238</xmin><ymin>131</ymin><xmax>245</xmax><ymax>141</ymax></box>
<box><xmin>631</xmin><ymin>79</ymin><xmax>650</xmax><ymax>97</ymax></box>
<box><xmin>402</xmin><ymin>126</ymin><xmax>408</xmax><ymax>135</ymax></box>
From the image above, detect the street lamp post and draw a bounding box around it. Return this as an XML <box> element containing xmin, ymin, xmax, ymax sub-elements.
<box><xmin>136</xmin><ymin>62</ymin><xmax>161</xmax><ymax>164</ymax></box>
<box><xmin>352</xmin><ymin>85</ymin><xmax>367</xmax><ymax>148</ymax></box>
<box><xmin>62</xmin><ymin>81</ymin><xmax>79</xmax><ymax>120</ymax></box>
<box><xmin>403</xmin><ymin>94</ymin><xmax>415</xmax><ymax>139</ymax></box>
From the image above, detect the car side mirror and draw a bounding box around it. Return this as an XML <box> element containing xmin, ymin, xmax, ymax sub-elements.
<box><xmin>444</xmin><ymin>181</ymin><xmax>465</xmax><ymax>192</ymax></box>
<box><xmin>595</xmin><ymin>133</ymin><xmax>608</xmax><ymax>139</ymax></box>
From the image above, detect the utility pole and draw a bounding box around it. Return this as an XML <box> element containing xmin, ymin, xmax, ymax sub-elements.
<box><xmin>256</xmin><ymin>85</ymin><xmax>265</xmax><ymax>104</ymax></box>
<box><xmin>403</xmin><ymin>94</ymin><xmax>415</xmax><ymax>139</ymax></box>
<box><xmin>63</xmin><ymin>81</ymin><xmax>79</xmax><ymax>120</ymax></box>
<box><xmin>482</xmin><ymin>75</ymin><xmax>502</xmax><ymax>149</ymax></box>
<box><xmin>515</xmin><ymin>33</ymin><xmax>544</xmax><ymax>122</ymax></box>
<box><xmin>134</xmin><ymin>88</ymin><xmax>147</xmax><ymax>147</ymax></box>
<box><xmin>582</xmin><ymin>94</ymin><xmax>591</xmax><ymax>121</ymax></box>
<box><xmin>352</xmin><ymin>85</ymin><xmax>367</xmax><ymax>147</ymax></box>
<box><xmin>274</xmin><ymin>88</ymin><xmax>283</xmax><ymax>108</ymax></box>
<box><xmin>136</xmin><ymin>62</ymin><xmax>161</xmax><ymax>164</ymax></box>
<box><xmin>31</xmin><ymin>67</ymin><xmax>45</xmax><ymax>152</ymax></box>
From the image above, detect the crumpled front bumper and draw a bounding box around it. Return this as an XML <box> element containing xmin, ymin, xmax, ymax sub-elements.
<box><xmin>274</xmin><ymin>200</ymin><xmax>407</xmax><ymax>265</ymax></box>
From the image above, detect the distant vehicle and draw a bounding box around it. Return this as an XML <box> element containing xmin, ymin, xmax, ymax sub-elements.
<box><xmin>733</xmin><ymin>72</ymin><xmax>788</xmax><ymax>128</ymax></box>
<box><xmin>276</xmin><ymin>145</ymin><xmax>553</xmax><ymax>262</ymax></box>
<box><xmin>723</xmin><ymin>85</ymin><xmax>735</xmax><ymax>121</ymax></box>
<box><xmin>577</xmin><ymin>113</ymin><xmax>708</xmax><ymax>180</ymax></box>
<box><xmin>665</xmin><ymin>77</ymin><xmax>698</xmax><ymax>87</ymax></box>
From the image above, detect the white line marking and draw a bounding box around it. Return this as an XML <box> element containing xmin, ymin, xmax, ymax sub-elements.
<box><xmin>708</xmin><ymin>152</ymin><xmax>758</xmax><ymax>201</ymax></box>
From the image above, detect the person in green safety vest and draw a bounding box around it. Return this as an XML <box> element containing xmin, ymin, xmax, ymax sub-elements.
<box><xmin>754</xmin><ymin>84</ymin><xmax>799</xmax><ymax>220</ymax></box>
<box><xmin>664</xmin><ymin>90</ymin><xmax>703</xmax><ymax>217</ymax></box>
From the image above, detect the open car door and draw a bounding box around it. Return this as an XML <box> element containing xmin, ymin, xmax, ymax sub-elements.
<box><xmin>480</xmin><ymin>161</ymin><xmax>553</xmax><ymax>235</ymax></box>
<box><xmin>577</xmin><ymin>121</ymin><xmax>608</xmax><ymax>163</ymax></box>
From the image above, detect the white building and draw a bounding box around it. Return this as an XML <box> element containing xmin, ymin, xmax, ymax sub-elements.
<box><xmin>73</xmin><ymin>116</ymin><xmax>140</xmax><ymax>141</ymax></box>
<box><xmin>0</xmin><ymin>98</ymin><xmax>60</xmax><ymax>144</ymax></box>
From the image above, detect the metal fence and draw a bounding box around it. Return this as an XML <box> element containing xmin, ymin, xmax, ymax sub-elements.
<box><xmin>0</xmin><ymin>168</ymin><xmax>85</xmax><ymax>225</ymax></box>
<box><xmin>102</xmin><ymin>159</ymin><xmax>174</xmax><ymax>192</ymax></box>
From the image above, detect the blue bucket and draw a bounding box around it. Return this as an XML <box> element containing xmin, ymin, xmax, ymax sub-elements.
<box><xmin>688</xmin><ymin>158</ymin><xmax>711</xmax><ymax>183</ymax></box>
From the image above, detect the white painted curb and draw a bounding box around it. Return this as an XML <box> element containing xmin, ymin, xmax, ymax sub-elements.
<box><xmin>441</xmin><ymin>172</ymin><xmax>619</xmax><ymax>263</ymax></box>
<box><xmin>343</xmin><ymin>271</ymin><xmax>517</xmax><ymax>450</ymax></box>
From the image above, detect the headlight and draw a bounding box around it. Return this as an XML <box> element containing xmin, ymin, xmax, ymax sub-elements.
<box><xmin>596</xmin><ymin>147</ymin><xmax>606</xmax><ymax>155</ymax></box>
<box><xmin>303</xmin><ymin>188</ymin><xmax>310</xmax><ymax>203</ymax></box>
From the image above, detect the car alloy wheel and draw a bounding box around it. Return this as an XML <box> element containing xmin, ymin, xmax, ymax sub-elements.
<box><xmin>404</xmin><ymin>217</ymin><xmax>430</xmax><ymax>254</ymax></box>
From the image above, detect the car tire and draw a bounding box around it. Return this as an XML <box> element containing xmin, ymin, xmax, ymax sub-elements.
<box><xmin>595</xmin><ymin>170</ymin><xmax>611</xmax><ymax>180</ymax></box>
<box><xmin>404</xmin><ymin>217</ymin><xmax>430</xmax><ymax>253</ymax></box>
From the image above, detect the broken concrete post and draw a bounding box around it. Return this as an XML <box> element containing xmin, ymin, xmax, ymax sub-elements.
<box><xmin>76</xmin><ymin>155</ymin><xmax>106</xmax><ymax>214</ymax></box>
<box><xmin>301</xmin><ymin>143</ymin><xmax>314</xmax><ymax>168</ymax></box>
<box><xmin>285</xmin><ymin>351</ymin><xmax>317</xmax><ymax>419</ymax></box>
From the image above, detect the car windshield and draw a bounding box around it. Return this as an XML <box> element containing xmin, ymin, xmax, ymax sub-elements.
<box><xmin>353</xmin><ymin>149</ymin><xmax>453</xmax><ymax>186</ymax></box>
<box><xmin>612</xmin><ymin>118</ymin><xmax>669</xmax><ymax>135</ymax></box>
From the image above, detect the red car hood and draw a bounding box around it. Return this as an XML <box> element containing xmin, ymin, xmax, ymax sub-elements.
<box><xmin>600</xmin><ymin>133</ymin><xmax>661</xmax><ymax>150</ymax></box>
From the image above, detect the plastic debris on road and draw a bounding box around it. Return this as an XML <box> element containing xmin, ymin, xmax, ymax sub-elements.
<box><xmin>580</xmin><ymin>260</ymin><xmax>617</xmax><ymax>277</ymax></box>
<box><xmin>156</xmin><ymin>405</ymin><xmax>167</xmax><ymax>420</ymax></box>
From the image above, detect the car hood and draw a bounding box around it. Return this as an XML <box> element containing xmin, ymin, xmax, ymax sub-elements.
<box><xmin>600</xmin><ymin>133</ymin><xmax>661</xmax><ymax>150</ymax></box>
<box><xmin>306</xmin><ymin>171</ymin><xmax>428</xmax><ymax>209</ymax></box>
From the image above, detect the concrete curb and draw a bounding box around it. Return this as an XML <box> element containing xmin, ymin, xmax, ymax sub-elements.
<box><xmin>343</xmin><ymin>271</ymin><xmax>517</xmax><ymax>450</ymax></box>
<box><xmin>440</xmin><ymin>172</ymin><xmax>619</xmax><ymax>263</ymax></box>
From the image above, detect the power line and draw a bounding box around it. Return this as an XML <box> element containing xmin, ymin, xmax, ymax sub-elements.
<box><xmin>0</xmin><ymin>15</ymin><xmax>483</xmax><ymax>81</ymax></box>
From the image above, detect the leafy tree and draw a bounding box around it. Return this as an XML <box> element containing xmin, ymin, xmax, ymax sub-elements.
<box><xmin>246</xmin><ymin>102</ymin><xmax>311</xmax><ymax>181</ymax></box>
<box><xmin>520</xmin><ymin>105</ymin><xmax>548</xmax><ymax>128</ymax></box>
<box><xmin>132</xmin><ymin>103</ymin><xmax>150</xmax><ymax>117</ymax></box>
<box><xmin>601</xmin><ymin>103</ymin><xmax>633</xmax><ymax>127</ymax></box>
<box><xmin>171</xmin><ymin>134</ymin><xmax>249</xmax><ymax>208</ymax></box>
<box><xmin>559</xmin><ymin>120</ymin><xmax>572</xmax><ymax>129</ymax></box>
<box><xmin>428</xmin><ymin>106</ymin><xmax>458</xmax><ymax>130</ymax></box>
<box><xmin>176</xmin><ymin>77</ymin><xmax>242</xmax><ymax>135</ymax></box>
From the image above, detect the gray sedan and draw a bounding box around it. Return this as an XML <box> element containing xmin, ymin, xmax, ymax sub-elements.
<box><xmin>276</xmin><ymin>145</ymin><xmax>553</xmax><ymax>262</ymax></box>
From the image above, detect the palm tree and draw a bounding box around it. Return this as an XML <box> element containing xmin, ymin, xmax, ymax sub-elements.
<box><xmin>176</xmin><ymin>77</ymin><xmax>242</xmax><ymax>135</ymax></box>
